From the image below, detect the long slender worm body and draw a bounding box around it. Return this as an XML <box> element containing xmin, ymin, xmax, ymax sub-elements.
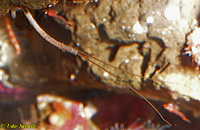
<box><xmin>22</xmin><ymin>8</ymin><xmax>172</xmax><ymax>127</ymax></box>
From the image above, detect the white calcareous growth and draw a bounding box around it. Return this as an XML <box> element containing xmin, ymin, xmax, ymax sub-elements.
<box><xmin>164</xmin><ymin>5</ymin><xmax>180</xmax><ymax>21</ymax></box>
<box><xmin>185</xmin><ymin>27</ymin><xmax>200</xmax><ymax>66</ymax></box>
<box><xmin>133</xmin><ymin>21</ymin><xmax>144</xmax><ymax>34</ymax></box>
